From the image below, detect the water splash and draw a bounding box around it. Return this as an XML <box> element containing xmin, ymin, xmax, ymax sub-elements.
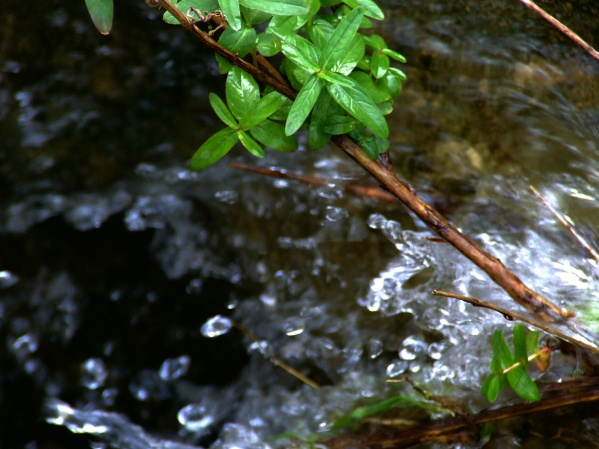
<box><xmin>200</xmin><ymin>315</ymin><xmax>233</xmax><ymax>338</ymax></box>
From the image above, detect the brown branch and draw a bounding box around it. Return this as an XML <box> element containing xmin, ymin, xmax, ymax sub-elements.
<box><xmin>230</xmin><ymin>161</ymin><xmax>397</xmax><ymax>201</ymax></box>
<box><xmin>517</xmin><ymin>0</ymin><xmax>599</xmax><ymax>62</ymax></box>
<box><xmin>323</xmin><ymin>383</ymin><xmax>599</xmax><ymax>448</ymax></box>
<box><xmin>152</xmin><ymin>0</ymin><xmax>599</xmax><ymax>352</ymax></box>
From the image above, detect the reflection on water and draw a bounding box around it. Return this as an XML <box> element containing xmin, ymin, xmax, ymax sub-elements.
<box><xmin>1</xmin><ymin>0</ymin><xmax>599</xmax><ymax>447</ymax></box>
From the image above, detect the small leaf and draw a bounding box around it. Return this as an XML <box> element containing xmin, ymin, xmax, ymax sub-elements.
<box><xmin>215</xmin><ymin>54</ymin><xmax>233</xmax><ymax>74</ymax></box>
<box><xmin>381</xmin><ymin>72</ymin><xmax>402</xmax><ymax>97</ymax></box>
<box><xmin>382</xmin><ymin>48</ymin><xmax>407</xmax><ymax>63</ymax></box>
<box><xmin>332</xmin><ymin>394</ymin><xmax>419</xmax><ymax>430</ymax></box>
<box><xmin>526</xmin><ymin>330</ymin><xmax>541</xmax><ymax>356</ymax></box>
<box><xmin>285</xmin><ymin>73</ymin><xmax>323</xmax><ymax>135</ymax></box>
<box><xmin>535</xmin><ymin>348</ymin><xmax>552</xmax><ymax>373</ymax></box>
<box><xmin>237</xmin><ymin>130</ymin><xmax>265</xmax><ymax>157</ymax></box>
<box><xmin>256</xmin><ymin>32</ymin><xmax>281</xmax><ymax>57</ymax></box>
<box><xmin>350</xmin><ymin>71</ymin><xmax>391</xmax><ymax>103</ymax></box>
<box><xmin>366</xmin><ymin>34</ymin><xmax>387</xmax><ymax>50</ymax></box>
<box><xmin>319</xmin><ymin>7</ymin><xmax>364</xmax><ymax>71</ymax></box>
<box><xmin>327</xmin><ymin>81</ymin><xmax>388</xmax><ymax>138</ymax></box>
<box><xmin>85</xmin><ymin>0</ymin><xmax>113</xmax><ymax>34</ymax></box>
<box><xmin>240</xmin><ymin>6</ymin><xmax>273</xmax><ymax>25</ymax></box>
<box><xmin>342</xmin><ymin>0</ymin><xmax>384</xmax><ymax>20</ymax></box>
<box><xmin>506</xmin><ymin>366</ymin><xmax>540</xmax><ymax>402</ymax></box>
<box><xmin>268</xmin><ymin>15</ymin><xmax>298</xmax><ymax>34</ymax></box>
<box><xmin>333</xmin><ymin>34</ymin><xmax>365</xmax><ymax>75</ymax></box>
<box><xmin>318</xmin><ymin>70</ymin><xmax>355</xmax><ymax>87</ymax></box>
<box><xmin>240</xmin><ymin>0</ymin><xmax>309</xmax><ymax>15</ymax></box>
<box><xmin>492</xmin><ymin>330</ymin><xmax>514</xmax><ymax>370</ymax></box>
<box><xmin>209</xmin><ymin>93</ymin><xmax>238</xmax><ymax>129</ymax></box>
<box><xmin>190</xmin><ymin>128</ymin><xmax>239</xmax><ymax>170</ymax></box>
<box><xmin>239</xmin><ymin>91</ymin><xmax>287</xmax><ymax>129</ymax></box>
<box><xmin>388</xmin><ymin>66</ymin><xmax>407</xmax><ymax>81</ymax></box>
<box><xmin>371</xmin><ymin>50</ymin><xmax>390</xmax><ymax>79</ymax></box>
<box><xmin>309</xmin><ymin>90</ymin><xmax>343</xmax><ymax>149</ymax></box>
<box><xmin>513</xmin><ymin>324</ymin><xmax>528</xmax><ymax>364</ymax></box>
<box><xmin>218</xmin><ymin>26</ymin><xmax>257</xmax><ymax>57</ymax></box>
<box><xmin>226</xmin><ymin>67</ymin><xmax>260</xmax><ymax>119</ymax></box>
<box><xmin>251</xmin><ymin>120</ymin><xmax>298</xmax><ymax>152</ymax></box>
<box><xmin>481</xmin><ymin>374</ymin><xmax>500</xmax><ymax>403</ymax></box>
<box><xmin>271</xmin><ymin>31</ymin><xmax>320</xmax><ymax>73</ymax></box>
<box><xmin>219</xmin><ymin>0</ymin><xmax>242</xmax><ymax>30</ymax></box>
<box><xmin>350</xmin><ymin>130</ymin><xmax>389</xmax><ymax>157</ymax></box>
<box><xmin>321</xmin><ymin>115</ymin><xmax>354</xmax><ymax>135</ymax></box>
<box><xmin>163</xmin><ymin>0</ymin><xmax>219</xmax><ymax>25</ymax></box>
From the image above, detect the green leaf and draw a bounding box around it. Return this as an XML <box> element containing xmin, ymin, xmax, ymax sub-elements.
<box><xmin>256</xmin><ymin>32</ymin><xmax>281</xmax><ymax>57</ymax></box>
<box><xmin>382</xmin><ymin>48</ymin><xmax>407</xmax><ymax>63</ymax></box>
<box><xmin>251</xmin><ymin>120</ymin><xmax>298</xmax><ymax>152</ymax></box>
<box><xmin>350</xmin><ymin>130</ymin><xmax>389</xmax><ymax>157</ymax></box>
<box><xmin>85</xmin><ymin>0</ymin><xmax>113</xmax><ymax>34</ymax></box>
<box><xmin>215</xmin><ymin>54</ymin><xmax>233</xmax><ymax>74</ymax></box>
<box><xmin>237</xmin><ymin>130</ymin><xmax>265</xmax><ymax>157</ymax></box>
<box><xmin>240</xmin><ymin>0</ymin><xmax>309</xmax><ymax>15</ymax></box>
<box><xmin>219</xmin><ymin>0</ymin><xmax>242</xmax><ymax>30</ymax></box>
<box><xmin>349</xmin><ymin>71</ymin><xmax>391</xmax><ymax>103</ymax></box>
<box><xmin>332</xmin><ymin>394</ymin><xmax>420</xmax><ymax>430</ymax></box>
<box><xmin>381</xmin><ymin>72</ymin><xmax>402</xmax><ymax>97</ymax></box>
<box><xmin>209</xmin><ymin>93</ymin><xmax>238</xmax><ymax>129</ymax></box>
<box><xmin>240</xmin><ymin>6</ymin><xmax>273</xmax><ymax>25</ymax></box>
<box><xmin>366</xmin><ymin>34</ymin><xmax>387</xmax><ymax>50</ymax></box>
<box><xmin>308</xmin><ymin>90</ymin><xmax>343</xmax><ymax>149</ymax></box>
<box><xmin>218</xmin><ymin>26</ymin><xmax>257</xmax><ymax>57</ymax></box>
<box><xmin>327</xmin><ymin>81</ymin><xmax>388</xmax><ymax>138</ymax></box>
<box><xmin>318</xmin><ymin>70</ymin><xmax>355</xmax><ymax>87</ymax></box>
<box><xmin>191</xmin><ymin>128</ymin><xmax>238</xmax><ymax>170</ymax></box>
<box><xmin>285</xmin><ymin>73</ymin><xmax>323</xmax><ymax>135</ymax></box>
<box><xmin>513</xmin><ymin>324</ymin><xmax>528</xmax><ymax>364</ymax></box>
<box><xmin>226</xmin><ymin>67</ymin><xmax>260</xmax><ymax>119</ymax></box>
<box><xmin>308</xmin><ymin>18</ymin><xmax>334</xmax><ymax>49</ymax></box>
<box><xmin>271</xmin><ymin>31</ymin><xmax>320</xmax><ymax>73</ymax></box>
<box><xmin>506</xmin><ymin>366</ymin><xmax>540</xmax><ymax>402</ymax></box>
<box><xmin>371</xmin><ymin>50</ymin><xmax>390</xmax><ymax>79</ymax></box>
<box><xmin>481</xmin><ymin>374</ymin><xmax>500</xmax><ymax>403</ymax></box>
<box><xmin>319</xmin><ymin>7</ymin><xmax>364</xmax><ymax>71</ymax></box>
<box><xmin>526</xmin><ymin>330</ymin><xmax>541</xmax><ymax>356</ymax></box>
<box><xmin>321</xmin><ymin>115</ymin><xmax>355</xmax><ymax>135</ymax></box>
<box><xmin>163</xmin><ymin>0</ymin><xmax>219</xmax><ymax>25</ymax></box>
<box><xmin>388</xmin><ymin>66</ymin><xmax>407</xmax><ymax>81</ymax></box>
<box><xmin>492</xmin><ymin>330</ymin><xmax>514</xmax><ymax>370</ymax></box>
<box><xmin>268</xmin><ymin>15</ymin><xmax>298</xmax><ymax>34</ymax></box>
<box><xmin>342</xmin><ymin>0</ymin><xmax>384</xmax><ymax>20</ymax></box>
<box><xmin>239</xmin><ymin>91</ymin><xmax>287</xmax><ymax>129</ymax></box>
<box><xmin>333</xmin><ymin>34</ymin><xmax>365</xmax><ymax>75</ymax></box>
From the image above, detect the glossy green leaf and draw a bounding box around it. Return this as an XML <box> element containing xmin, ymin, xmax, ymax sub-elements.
<box><xmin>215</xmin><ymin>54</ymin><xmax>233</xmax><ymax>74</ymax></box>
<box><xmin>209</xmin><ymin>93</ymin><xmax>238</xmax><ymax>129</ymax></box>
<box><xmin>318</xmin><ymin>70</ymin><xmax>355</xmax><ymax>87</ymax></box>
<box><xmin>218</xmin><ymin>26</ymin><xmax>257</xmax><ymax>57</ymax></box>
<box><xmin>333</xmin><ymin>34</ymin><xmax>365</xmax><ymax>75</ymax></box>
<box><xmin>251</xmin><ymin>120</ymin><xmax>298</xmax><ymax>152</ymax></box>
<box><xmin>308</xmin><ymin>19</ymin><xmax>334</xmax><ymax>49</ymax></box>
<box><xmin>506</xmin><ymin>366</ymin><xmax>540</xmax><ymax>402</ymax></box>
<box><xmin>219</xmin><ymin>0</ymin><xmax>242</xmax><ymax>30</ymax></box>
<box><xmin>321</xmin><ymin>116</ymin><xmax>354</xmax><ymax>135</ymax></box>
<box><xmin>526</xmin><ymin>330</ymin><xmax>541</xmax><ymax>356</ymax></box>
<box><xmin>85</xmin><ymin>0</ymin><xmax>113</xmax><ymax>34</ymax></box>
<box><xmin>190</xmin><ymin>127</ymin><xmax>238</xmax><ymax>170</ymax></box>
<box><xmin>308</xmin><ymin>90</ymin><xmax>343</xmax><ymax>149</ymax></box>
<box><xmin>256</xmin><ymin>32</ymin><xmax>281</xmax><ymax>57</ymax></box>
<box><xmin>226</xmin><ymin>67</ymin><xmax>260</xmax><ymax>119</ymax></box>
<box><xmin>492</xmin><ymin>330</ymin><xmax>514</xmax><ymax>370</ymax></box>
<box><xmin>342</xmin><ymin>0</ymin><xmax>384</xmax><ymax>20</ymax></box>
<box><xmin>239</xmin><ymin>91</ymin><xmax>287</xmax><ymax>129</ymax></box>
<box><xmin>332</xmin><ymin>394</ymin><xmax>421</xmax><ymax>430</ymax></box>
<box><xmin>513</xmin><ymin>324</ymin><xmax>528</xmax><ymax>364</ymax></box>
<box><xmin>366</xmin><ymin>34</ymin><xmax>387</xmax><ymax>50</ymax></box>
<box><xmin>388</xmin><ymin>66</ymin><xmax>407</xmax><ymax>81</ymax></box>
<box><xmin>481</xmin><ymin>374</ymin><xmax>501</xmax><ymax>403</ymax></box>
<box><xmin>240</xmin><ymin>6</ymin><xmax>273</xmax><ymax>25</ymax></box>
<box><xmin>237</xmin><ymin>130</ymin><xmax>265</xmax><ymax>157</ymax></box>
<box><xmin>382</xmin><ymin>48</ymin><xmax>407</xmax><ymax>63</ymax></box>
<box><xmin>271</xmin><ymin>31</ymin><xmax>320</xmax><ymax>73</ymax></box>
<box><xmin>371</xmin><ymin>50</ymin><xmax>390</xmax><ymax>79</ymax></box>
<box><xmin>268</xmin><ymin>15</ymin><xmax>298</xmax><ymax>34</ymax></box>
<box><xmin>327</xmin><ymin>81</ymin><xmax>388</xmax><ymax>138</ymax></box>
<box><xmin>319</xmin><ymin>7</ymin><xmax>364</xmax><ymax>71</ymax></box>
<box><xmin>381</xmin><ymin>72</ymin><xmax>402</xmax><ymax>97</ymax></box>
<box><xmin>350</xmin><ymin>71</ymin><xmax>391</xmax><ymax>103</ymax></box>
<box><xmin>163</xmin><ymin>0</ymin><xmax>219</xmax><ymax>24</ymax></box>
<box><xmin>350</xmin><ymin>130</ymin><xmax>389</xmax><ymax>158</ymax></box>
<box><xmin>285</xmin><ymin>74</ymin><xmax>323</xmax><ymax>135</ymax></box>
<box><xmin>240</xmin><ymin>0</ymin><xmax>309</xmax><ymax>15</ymax></box>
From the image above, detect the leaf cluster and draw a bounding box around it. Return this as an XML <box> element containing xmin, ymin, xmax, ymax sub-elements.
<box><xmin>480</xmin><ymin>324</ymin><xmax>541</xmax><ymax>403</ymax></box>
<box><xmin>161</xmin><ymin>0</ymin><xmax>407</xmax><ymax>169</ymax></box>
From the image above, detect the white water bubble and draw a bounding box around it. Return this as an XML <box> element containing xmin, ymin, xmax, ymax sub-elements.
<box><xmin>386</xmin><ymin>360</ymin><xmax>408</xmax><ymax>378</ymax></box>
<box><xmin>11</xmin><ymin>333</ymin><xmax>39</xmax><ymax>359</ymax></box>
<box><xmin>366</xmin><ymin>338</ymin><xmax>383</xmax><ymax>359</ymax></box>
<box><xmin>324</xmin><ymin>205</ymin><xmax>348</xmax><ymax>222</ymax></box>
<box><xmin>159</xmin><ymin>355</ymin><xmax>190</xmax><ymax>381</ymax></box>
<box><xmin>399</xmin><ymin>335</ymin><xmax>427</xmax><ymax>361</ymax></box>
<box><xmin>427</xmin><ymin>342</ymin><xmax>446</xmax><ymax>360</ymax></box>
<box><xmin>81</xmin><ymin>358</ymin><xmax>108</xmax><ymax>390</ymax></box>
<box><xmin>177</xmin><ymin>404</ymin><xmax>215</xmax><ymax>432</ymax></box>
<box><xmin>200</xmin><ymin>315</ymin><xmax>232</xmax><ymax>338</ymax></box>
<box><xmin>0</xmin><ymin>270</ymin><xmax>19</xmax><ymax>288</ymax></box>
<box><xmin>282</xmin><ymin>317</ymin><xmax>305</xmax><ymax>336</ymax></box>
<box><xmin>215</xmin><ymin>190</ymin><xmax>239</xmax><ymax>204</ymax></box>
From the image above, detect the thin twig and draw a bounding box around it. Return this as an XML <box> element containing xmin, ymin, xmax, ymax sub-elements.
<box><xmin>530</xmin><ymin>186</ymin><xmax>599</xmax><ymax>263</ymax></box>
<box><xmin>388</xmin><ymin>375</ymin><xmax>466</xmax><ymax>417</ymax></box>
<box><xmin>232</xmin><ymin>322</ymin><xmax>320</xmax><ymax>389</ymax></box>
<box><xmin>517</xmin><ymin>0</ymin><xmax>599</xmax><ymax>62</ymax></box>
<box><xmin>230</xmin><ymin>161</ymin><xmax>397</xmax><ymax>201</ymax></box>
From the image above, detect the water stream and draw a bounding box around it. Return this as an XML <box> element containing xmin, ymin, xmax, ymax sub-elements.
<box><xmin>1</xmin><ymin>0</ymin><xmax>599</xmax><ymax>448</ymax></box>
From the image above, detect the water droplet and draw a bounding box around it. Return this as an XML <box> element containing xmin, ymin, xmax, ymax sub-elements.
<box><xmin>159</xmin><ymin>355</ymin><xmax>190</xmax><ymax>381</ymax></box>
<box><xmin>399</xmin><ymin>335</ymin><xmax>427</xmax><ymax>361</ymax></box>
<box><xmin>101</xmin><ymin>388</ymin><xmax>118</xmax><ymax>406</ymax></box>
<box><xmin>325</xmin><ymin>205</ymin><xmax>348</xmax><ymax>222</ymax></box>
<box><xmin>386</xmin><ymin>360</ymin><xmax>408</xmax><ymax>378</ymax></box>
<box><xmin>177</xmin><ymin>404</ymin><xmax>215</xmax><ymax>432</ymax></box>
<box><xmin>367</xmin><ymin>338</ymin><xmax>383</xmax><ymax>359</ymax></box>
<box><xmin>200</xmin><ymin>315</ymin><xmax>232</xmax><ymax>338</ymax></box>
<box><xmin>81</xmin><ymin>358</ymin><xmax>108</xmax><ymax>390</ymax></box>
<box><xmin>0</xmin><ymin>270</ymin><xmax>19</xmax><ymax>288</ymax></box>
<box><xmin>11</xmin><ymin>333</ymin><xmax>39</xmax><ymax>359</ymax></box>
<box><xmin>282</xmin><ymin>317</ymin><xmax>305</xmax><ymax>336</ymax></box>
<box><xmin>427</xmin><ymin>342</ymin><xmax>446</xmax><ymax>360</ymax></box>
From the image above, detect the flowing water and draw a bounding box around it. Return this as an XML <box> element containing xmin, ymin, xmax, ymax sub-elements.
<box><xmin>1</xmin><ymin>0</ymin><xmax>599</xmax><ymax>448</ymax></box>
